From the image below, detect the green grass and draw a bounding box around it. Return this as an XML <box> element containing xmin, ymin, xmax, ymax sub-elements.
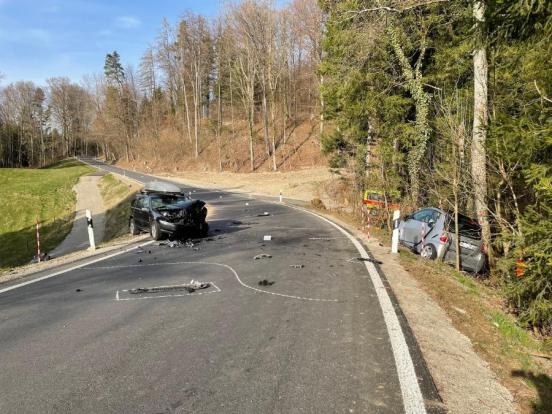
<box><xmin>99</xmin><ymin>174</ymin><xmax>139</xmax><ymax>241</ymax></box>
<box><xmin>0</xmin><ymin>159</ymin><xmax>94</xmax><ymax>269</ymax></box>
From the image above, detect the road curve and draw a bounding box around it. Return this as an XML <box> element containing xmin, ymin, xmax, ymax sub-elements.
<box><xmin>0</xmin><ymin>158</ymin><xmax>440</xmax><ymax>413</ymax></box>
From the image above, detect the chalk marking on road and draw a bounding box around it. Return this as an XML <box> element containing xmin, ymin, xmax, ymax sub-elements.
<box><xmin>283</xmin><ymin>204</ymin><xmax>427</xmax><ymax>414</ymax></box>
<box><xmin>115</xmin><ymin>282</ymin><xmax>221</xmax><ymax>301</ymax></box>
<box><xmin>0</xmin><ymin>240</ymin><xmax>155</xmax><ymax>295</ymax></box>
<box><xmin>85</xmin><ymin>261</ymin><xmax>338</xmax><ymax>302</ymax></box>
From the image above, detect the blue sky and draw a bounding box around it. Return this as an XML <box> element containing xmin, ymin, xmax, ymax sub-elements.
<box><xmin>0</xmin><ymin>0</ymin><xmax>222</xmax><ymax>85</ymax></box>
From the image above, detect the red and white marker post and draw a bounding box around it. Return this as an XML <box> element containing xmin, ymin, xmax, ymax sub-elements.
<box><xmin>35</xmin><ymin>218</ymin><xmax>41</xmax><ymax>262</ymax></box>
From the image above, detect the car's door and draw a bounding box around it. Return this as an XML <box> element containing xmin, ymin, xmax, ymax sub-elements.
<box><xmin>400</xmin><ymin>209</ymin><xmax>431</xmax><ymax>247</ymax></box>
<box><xmin>133</xmin><ymin>196</ymin><xmax>149</xmax><ymax>228</ymax></box>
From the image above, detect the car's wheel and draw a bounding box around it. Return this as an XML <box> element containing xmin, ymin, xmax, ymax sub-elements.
<box><xmin>150</xmin><ymin>221</ymin><xmax>163</xmax><ymax>241</ymax></box>
<box><xmin>129</xmin><ymin>218</ymin><xmax>140</xmax><ymax>235</ymax></box>
<box><xmin>420</xmin><ymin>244</ymin><xmax>437</xmax><ymax>260</ymax></box>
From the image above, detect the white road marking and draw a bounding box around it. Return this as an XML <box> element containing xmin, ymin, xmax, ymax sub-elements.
<box><xmin>84</xmin><ymin>261</ymin><xmax>339</xmax><ymax>302</ymax></box>
<box><xmin>115</xmin><ymin>282</ymin><xmax>221</xmax><ymax>301</ymax></box>
<box><xmin>0</xmin><ymin>240</ymin><xmax>155</xmax><ymax>295</ymax></box>
<box><xmin>285</xmin><ymin>205</ymin><xmax>427</xmax><ymax>414</ymax></box>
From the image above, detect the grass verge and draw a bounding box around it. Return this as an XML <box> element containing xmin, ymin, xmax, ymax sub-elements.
<box><xmin>0</xmin><ymin>159</ymin><xmax>94</xmax><ymax>270</ymax></box>
<box><xmin>98</xmin><ymin>173</ymin><xmax>141</xmax><ymax>241</ymax></box>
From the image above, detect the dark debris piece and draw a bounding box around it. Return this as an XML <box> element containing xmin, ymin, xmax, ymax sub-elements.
<box><xmin>290</xmin><ymin>264</ymin><xmax>304</xmax><ymax>269</ymax></box>
<box><xmin>128</xmin><ymin>281</ymin><xmax>210</xmax><ymax>295</ymax></box>
<box><xmin>75</xmin><ymin>289</ymin><xmax>82</xmax><ymax>292</ymax></box>
<box><xmin>258</xmin><ymin>279</ymin><xmax>275</xmax><ymax>286</ymax></box>
<box><xmin>352</xmin><ymin>257</ymin><xmax>383</xmax><ymax>265</ymax></box>
<box><xmin>254</xmin><ymin>254</ymin><xmax>272</xmax><ymax>260</ymax></box>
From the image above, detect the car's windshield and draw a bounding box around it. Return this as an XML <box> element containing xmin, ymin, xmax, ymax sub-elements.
<box><xmin>150</xmin><ymin>195</ymin><xmax>190</xmax><ymax>209</ymax></box>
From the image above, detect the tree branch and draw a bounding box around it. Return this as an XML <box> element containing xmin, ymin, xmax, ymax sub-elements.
<box><xmin>345</xmin><ymin>0</ymin><xmax>450</xmax><ymax>15</ymax></box>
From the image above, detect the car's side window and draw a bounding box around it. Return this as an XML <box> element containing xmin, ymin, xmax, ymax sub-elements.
<box><xmin>413</xmin><ymin>209</ymin><xmax>440</xmax><ymax>224</ymax></box>
<box><xmin>135</xmin><ymin>197</ymin><xmax>146</xmax><ymax>209</ymax></box>
<box><xmin>412</xmin><ymin>209</ymin><xmax>430</xmax><ymax>222</ymax></box>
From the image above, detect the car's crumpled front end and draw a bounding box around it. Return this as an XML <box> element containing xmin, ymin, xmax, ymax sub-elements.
<box><xmin>156</xmin><ymin>200</ymin><xmax>208</xmax><ymax>236</ymax></box>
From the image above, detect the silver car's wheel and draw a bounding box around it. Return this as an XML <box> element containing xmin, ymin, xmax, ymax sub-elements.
<box><xmin>420</xmin><ymin>244</ymin><xmax>437</xmax><ymax>260</ymax></box>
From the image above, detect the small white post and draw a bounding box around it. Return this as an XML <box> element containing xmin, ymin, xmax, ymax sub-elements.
<box><xmin>86</xmin><ymin>209</ymin><xmax>96</xmax><ymax>251</ymax></box>
<box><xmin>391</xmin><ymin>210</ymin><xmax>401</xmax><ymax>254</ymax></box>
<box><xmin>279</xmin><ymin>191</ymin><xmax>283</xmax><ymax>203</ymax></box>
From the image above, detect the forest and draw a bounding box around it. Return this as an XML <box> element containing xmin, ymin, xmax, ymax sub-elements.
<box><xmin>0</xmin><ymin>0</ymin><xmax>550</xmax><ymax>333</ymax></box>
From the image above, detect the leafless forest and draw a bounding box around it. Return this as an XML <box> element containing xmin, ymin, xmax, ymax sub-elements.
<box><xmin>0</xmin><ymin>0</ymin><xmax>324</xmax><ymax>172</ymax></box>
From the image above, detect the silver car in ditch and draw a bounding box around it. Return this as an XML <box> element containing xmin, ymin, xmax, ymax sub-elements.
<box><xmin>398</xmin><ymin>207</ymin><xmax>487</xmax><ymax>273</ymax></box>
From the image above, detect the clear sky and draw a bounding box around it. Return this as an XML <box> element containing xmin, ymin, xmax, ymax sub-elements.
<box><xmin>0</xmin><ymin>0</ymin><xmax>223</xmax><ymax>85</ymax></box>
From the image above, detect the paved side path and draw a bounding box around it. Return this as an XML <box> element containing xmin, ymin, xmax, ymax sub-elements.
<box><xmin>50</xmin><ymin>173</ymin><xmax>106</xmax><ymax>258</ymax></box>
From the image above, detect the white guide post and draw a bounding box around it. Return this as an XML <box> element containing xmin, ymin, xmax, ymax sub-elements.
<box><xmin>391</xmin><ymin>210</ymin><xmax>400</xmax><ymax>254</ymax></box>
<box><xmin>86</xmin><ymin>209</ymin><xmax>96</xmax><ymax>251</ymax></box>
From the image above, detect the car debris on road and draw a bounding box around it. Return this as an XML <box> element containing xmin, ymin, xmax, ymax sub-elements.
<box><xmin>129</xmin><ymin>280</ymin><xmax>211</xmax><ymax>295</ymax></box>
<box><xmin>290</xmin><ymin>264</ymin><xmax>304</xmax><ymax>269</ymax></box>
<box><xmin>254</xmin><ymin>254</ymin><xmax>272</xmax><ymax>260</ymax></box>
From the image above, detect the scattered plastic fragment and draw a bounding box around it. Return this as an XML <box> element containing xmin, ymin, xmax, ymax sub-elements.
<box><xmin>347</xmin><ymin>257</ymin><xmax>383</xmax><ymax>265</ymax></box>
<box><xmin>254</xmin><ymin>254</ymin><xmax>272</xmax><ymax>260</ymax></box>
<box><xmin>128</xmin><ymin>280</ymin><xmax>210</xmax><ymax>295</ymax></box>
<box><xmin>290</xmin><ymin>264</ymin><xmax>304</xmax><ymax>269</ymax></box>
<box><xmin>263</xmin><ymin>235</ymin><xmax>272</xmax><ymax>241</ymax></box>
<box><xmin>257</xmin><ymin>212</ymin><xmax>270</xmax><ymax>217</ymax></box>
<box><xmin>258</xmin><ymin>279</ymin><xmax>275</xmax><ymax>286</ymax></box>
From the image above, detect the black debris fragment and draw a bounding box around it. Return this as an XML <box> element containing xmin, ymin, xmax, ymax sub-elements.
<box><xmin>349</xmin><ymin>257</ymin><xmax>383</xmax><ymax>265</ymax></box>
<box><xmin>258</xmin><ymin>279</ymin><xmax>275</xmax><ymax>286</ymax></box>
<box><xmin>128</xmin><ymin>280</ymin><xmax>210</xmax><ymax>295</ymax></box>
<box><xmin>138</xmin><ymin>258</ymin><xmax>142</xmax><ymax>263</ymax></box>
<box><xmin>148</xmin><ymin>250</ymin><xmax>152</xmax><ymax>254</ymax></box>
<box><xmin>290</xmin><ymin>264</ymin><xmax>304</xmax><ymax>269</ymax></box>
<box><xmin>254</xmin><ymin>254</ymin><xmax>272</xmax><ymax>260</ymax></box>
<box><xmin>75</xmin><ymin>289</ymin><xmax>82</xmax><ymax>292</ymax></box>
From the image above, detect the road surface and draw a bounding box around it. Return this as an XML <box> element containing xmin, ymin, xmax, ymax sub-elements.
<box><xmin>0</xmin><ymin>159</ymin><xmax>441</xmax><ymax>413</ymax></box>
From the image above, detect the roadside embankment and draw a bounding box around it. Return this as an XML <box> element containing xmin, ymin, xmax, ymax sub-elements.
<box><xmin>98</xmin><ymin>173</ymin><xmax>142</xmax><ymax>241</ymax></box>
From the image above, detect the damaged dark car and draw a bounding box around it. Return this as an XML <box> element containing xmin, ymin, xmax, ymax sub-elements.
<box><xmin>129</xmin><ymin>181</ymin><xmax>208</xmax><ymax>240</ymax></box>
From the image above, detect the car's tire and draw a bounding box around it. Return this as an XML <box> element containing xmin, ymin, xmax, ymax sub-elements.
<box><xmin>129</xmin><ymin>218</ymin><xmax>140</xmax><ymax>235</ymax></box>
<box><xmin>150</xmin><ymin>221</ymin><xmax>163</xmax><ymax>241</ymax></box>
<box><xmin>197</xmin><ymin>221</ymin><xmax>209</xmax><ymax>237</ymax></box>
<box><xmin>420</xmin><ymin>243</ymin><xmax>437</xmax><ymax>260</ymax></box>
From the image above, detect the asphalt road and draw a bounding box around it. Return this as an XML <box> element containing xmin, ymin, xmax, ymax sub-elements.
<box><xmin>0</xmin><ymin>159</ymin><xmax>440</xmax><ymax>413</ymax></box>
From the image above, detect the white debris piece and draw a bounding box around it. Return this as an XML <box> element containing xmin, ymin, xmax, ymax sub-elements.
<box><xmin>263</xmin><ymin>235</ymin><xmax>272</xmax><ymax>241</ymax></box>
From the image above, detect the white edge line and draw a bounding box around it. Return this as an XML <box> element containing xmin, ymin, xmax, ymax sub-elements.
<box><xmin>0</xmin><ymin>240</ymin><xmax>155</xmax><ymax>295</ymax></box>
<box><xmin>286</xmin><ymin>205</ymin><xmax>427</xmax><ymax>414</ymax></box>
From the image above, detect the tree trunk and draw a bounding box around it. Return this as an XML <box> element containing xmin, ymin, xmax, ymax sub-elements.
<box><xmin>472</xmin><ymin>0</ymin><xmax>492</xmax><ymax>262</ymax></box>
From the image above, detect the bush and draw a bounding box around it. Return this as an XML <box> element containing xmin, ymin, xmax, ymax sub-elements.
<box><xmin>502</xmin><ymin>165</ymin><xmax>552</xmax><ymax>335</ymax></box>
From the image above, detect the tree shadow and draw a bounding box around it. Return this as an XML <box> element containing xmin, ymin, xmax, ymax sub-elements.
<box><xmin>512</xmin><ymin>369</ymin><xmax>552</xmax><ymax>413</ymax></box>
